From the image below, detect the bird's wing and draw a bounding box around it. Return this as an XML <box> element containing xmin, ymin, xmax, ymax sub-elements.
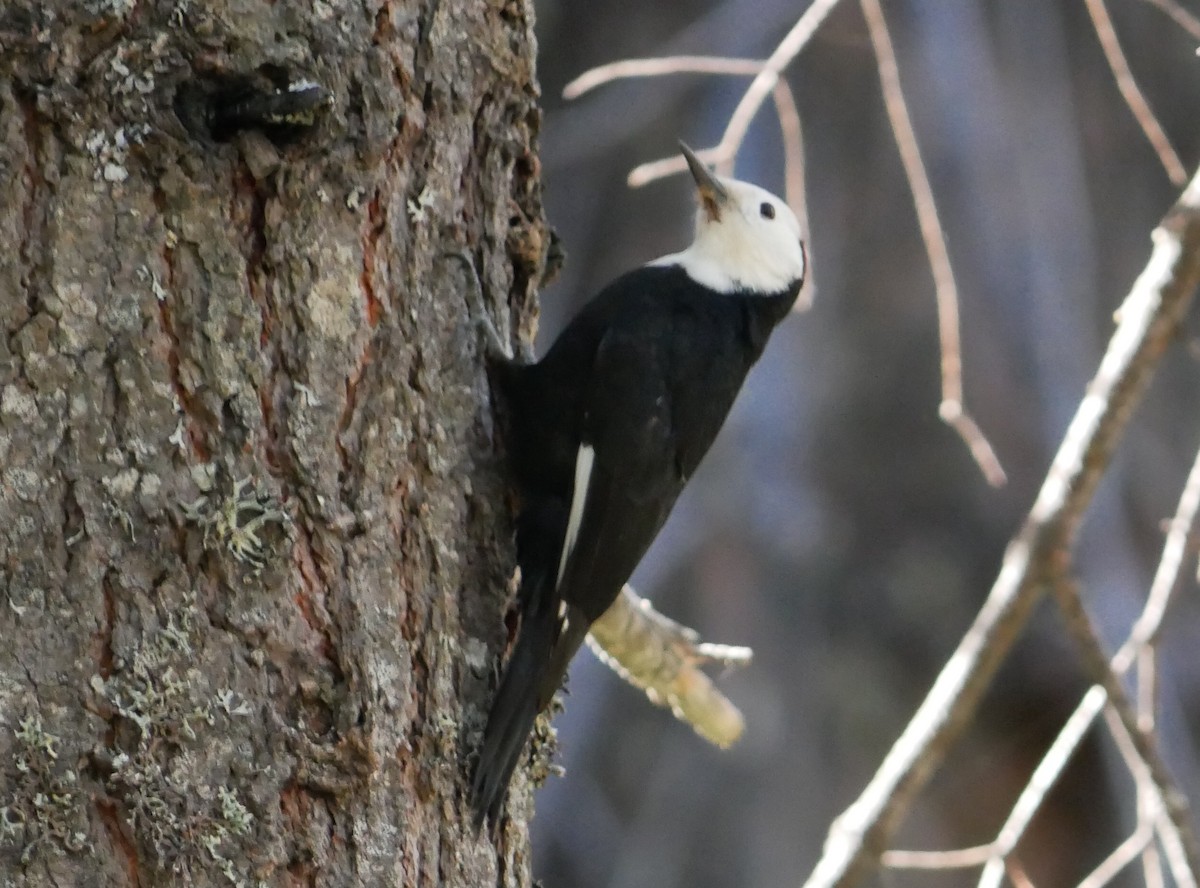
<box><xmin>472</xmin><ymin>303</ymin><xmax>690</xmax><ymax>824</ymax></box>
<box><xmin>522</xmin><ymin>321</ymin><xmax>680</xmax><ymax>717</ymax></box>
<box><xmin>554</xmin><ymin>322</ymin><xmax>680</xmax><ymax>624</ymax></box>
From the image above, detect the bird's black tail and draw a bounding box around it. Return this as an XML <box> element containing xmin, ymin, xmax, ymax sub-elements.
<box><xmin>470</xmin><ymin>601</ymin><xmax>556</xmax><ymax>826</ymax></box>
<box><xmin>471</xmin><ymin>498</ymin><xmax>590</xmax><ymax>825</ymax></box>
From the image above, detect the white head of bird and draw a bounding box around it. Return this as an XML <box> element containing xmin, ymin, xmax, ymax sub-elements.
<box><xmin>653</xmin><ymin>144</ymin><xmax>807</xmax><ymax>296</ymax></box>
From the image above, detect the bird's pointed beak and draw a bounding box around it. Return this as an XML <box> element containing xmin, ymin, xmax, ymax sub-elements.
<box><xmin>680</xmin><ymin>142</ymin><xmax>728</xmax><ymax>223</ymax></box>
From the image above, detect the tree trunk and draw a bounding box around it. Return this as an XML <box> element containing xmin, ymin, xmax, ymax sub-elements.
<box><xmin>0</xmin><ymin>0</ymin><xmax>548</xmax><ymax>884</ymax></box>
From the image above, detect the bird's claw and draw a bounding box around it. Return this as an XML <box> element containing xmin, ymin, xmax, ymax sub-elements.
<box><xmin>444</xmin><ymin>250</ymin><xmax>514</xmax><ymax>361</ymax></box>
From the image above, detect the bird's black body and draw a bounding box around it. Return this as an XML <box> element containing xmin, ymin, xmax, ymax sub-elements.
<box><xmin>470</xmin><ymin>262</ymin><xmax>803</xmax><ymax>824</ymax></box>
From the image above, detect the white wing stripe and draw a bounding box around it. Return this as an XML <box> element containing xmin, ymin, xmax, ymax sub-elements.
<box><xmin>556</xmin><ymin>444</ymin><xmax>595</xmax><ymax>589</ymax></box>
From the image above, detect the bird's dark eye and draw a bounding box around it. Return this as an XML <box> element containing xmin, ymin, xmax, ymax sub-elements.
<box><xmin>760</xmin><ymin>202</ymin><xmax>776</xmax><ymax>220</ymax></box>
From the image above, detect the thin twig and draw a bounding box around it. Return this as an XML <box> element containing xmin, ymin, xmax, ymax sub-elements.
<box><xmin>1101</xmin><ymin>708</ymin><xmax>1183</xmax><ymax>888</ymax></box>
<box><xmin>562</xmin><ymin>53</ymin><xmax>815</xmax><ymax>310</ymax></box>
<box><xmin>715</xmin><ymin>0</ymin><xmax>843</xmax><ymax>165</ymax></box>
<box><xmin>562</xmin><ymin>54</ymin><xmax>772</xmax><ymax>187</ymax></box>
<box><xmin>770</xmin><ymin>78</ymin><xmax>815</xmax><ymax>312</ymax></box>
<box><xmin>975</xmin><ymin>442</ymin><xmax>1200</xmax><ymax>887</ymax></box>
<box><xmin>977</xmin><ymin>685</ymin><xmax>1110</xmax><ymax>888</ymax></box>
<box><xmin>1085</xmin><ymin>0</ymin><xmax>1188</xmax><ymax>185</ymax></box>
<box><xmin>803</xmin><ymin>167</ymin><xmax>1200</xmax><ymax>888</ymax></box>
<box><xmin>627</xmin><ymin>0</ymin><xmax>845</xmax><ymax>187</ymax></box>
<box><xmin>1139</xmin><ymin>647</ymin><xmax>1168</xmax><ymax>888</ymax></box>
<box><xmin>859</xmin><ymin>0</ymin><xmax>1005</xmax><ymax>488</ymax></box>
<box><xmin>1145</xmin><ymin>839</ymin><xmax>1168</xmax><ymax>888</ymax></box>
<box><xmin>563</xmin><ymin>56</ymin><xmax>810</xmax><ymax>237</ymax></box>
<box><xmin>772</xmin><ymin>79</ymin><xmax>807</xmax><ymax>225</ymax></box>
<box><xmin>1137</xmin><ymin>646</ymin><xmax>1157</xmax><ymax>735</ymax></box>
<box><xmin>1051</xmin><ymin>577</ymin><xmax>1200</xmax><ymax>881</ymax></box>
<box><xmin>1100</xmin><ymin>704</ymin><xmax>1198</xmax><ymax>888</ymax></box>
<box><xmin>1006</xmin><ymin>857</ymin><xmax>1038</xmax><ymax>888</ymax></box>
<box><xmin>563</xmin><ymin>56</ymin><xmax>765</xmax><ymax>100</ymax></box>
<box><xmin>1077</xmin><ymin>825</ymin><xmax>1156</xmax><ymax>888</ymax></box>
<box><xmin>1157</xmin><ymin>819</ymin><xmax>1198</xmax><ymax>888</ymax></box>
<box><xmin>1139</xmin><ymin>0</ymin><xmax>1200</xmax><ymax>42</ymax></box>
<box><xmin>628</xmin><ymin>154</ymin><xmax>705</xmax><ymax>188</ymax></box>
<box><xmin>1123</xmin><ymin>443</ymin><xmax>1200</xmax><ymax>657</ymax></box>
<box><xmin>882</xmin><ymin>843</ymin><xmax>994</xmax><ymax>870</ymax></box>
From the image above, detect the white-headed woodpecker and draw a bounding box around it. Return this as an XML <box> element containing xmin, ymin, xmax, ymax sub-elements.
<box><xmin>471</xmin><ymin>143</ymin><xmax>808</xmax><ymax>825</ymax></box>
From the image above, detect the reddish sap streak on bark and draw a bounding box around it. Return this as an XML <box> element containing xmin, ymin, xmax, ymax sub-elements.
<box><xmin>291</xmin><ymin>529</ymin><xmax>336</xmax><ymax>664</ymax></box>
<box><xmin>96</xmin><ymin>798</ymin><xmax>142</xmax><ymax>887</ymax></box>
<box><xmin>361</xmin><ymin>193</ymin><xmax>384</xmax><ymax>328</ymax></box>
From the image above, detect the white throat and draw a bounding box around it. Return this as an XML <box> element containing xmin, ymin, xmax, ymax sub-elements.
<box><xmin>649</xmin><ymin>178</ymin><xmax>806</xmax><ymax>295</ymax></box>
<box><xmin>650</xmin><ymin>238</ymin><xmax>798</xmax><ymax>295</ymax></box>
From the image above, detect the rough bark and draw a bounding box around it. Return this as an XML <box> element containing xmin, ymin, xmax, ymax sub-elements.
<box><xmin>0</xmin><ymin>0</ymin><xmax>548</xmax><ymax>885</ymax></box>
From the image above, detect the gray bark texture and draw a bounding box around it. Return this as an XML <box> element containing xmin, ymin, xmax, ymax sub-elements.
<box><xmin>0</xmin><ymin>0</ymin><xmax>549</xmax><ymax>884</ymax></box>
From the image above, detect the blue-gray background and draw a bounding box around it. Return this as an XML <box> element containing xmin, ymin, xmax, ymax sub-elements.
<box><xmin>527</xmin><ymin>2</ymin><xmax>1200</xmax><ymax>885</ymax></box>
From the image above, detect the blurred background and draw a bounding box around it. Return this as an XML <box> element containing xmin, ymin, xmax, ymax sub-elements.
<box><xmin>524</xmin><ymin>1</ymin><xmax>1200</xmax><ymax>885</ymax></box>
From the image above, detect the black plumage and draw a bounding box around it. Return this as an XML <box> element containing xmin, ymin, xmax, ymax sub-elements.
<box><xmin>469</xmin><ymin>144</ymin><xmax>808</xmax><ymax>825</ymax></box>
<box><xmin>470</xmin><ymin>264</ymin><xmax>804</xmax><ymax>825</ymax></box>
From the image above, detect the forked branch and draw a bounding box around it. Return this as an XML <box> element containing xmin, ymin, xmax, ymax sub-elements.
<box><xmin>804</xmin><ymin>167</ymin><xmax>1200</xmax><ymax>888</ymax></box>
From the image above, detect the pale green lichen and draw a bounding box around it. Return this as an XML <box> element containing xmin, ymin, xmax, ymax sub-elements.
<box><xmin>101</xmin><ymin>499</ymin><xmax>136</xmax><ymax>541</ymax></box>
<box><xmin>92</xmin><ymin>608</ymin><xmax>207</xmax><ymax>744</ymax></box>
<box><xmin>1</xmin><ymin>713</ymin><xmax>91</xmax><ymax>862</ymax></box>
<box><xmin>93</xmin><ymin>595</ymin><xmax>259</xmax><ymax>884</ymax></box>
<box><xmin>216</xmin><ymin>786</ymin><xmax>253</xmax><ymax>837</ymax></box>
<box><xmin>85</xmin><ymin>0</ymin><xmax>135</xmax><ymax>19</ymax></box>
<box><xmin>182</xmin><ymin>476</ymin><xmax>291</xmax><ymax>571</ymax></box>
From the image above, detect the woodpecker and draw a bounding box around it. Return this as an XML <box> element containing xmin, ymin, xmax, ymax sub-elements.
<box><xmin>470</xmin><ymin>143</ymin><xmax>807</xmax><ymax>825</ymax></box>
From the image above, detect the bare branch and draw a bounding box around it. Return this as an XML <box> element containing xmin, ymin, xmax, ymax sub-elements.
<box><xmin>561</xmin><ymin>54</ymin><xmax>768</xmax><ymax>188</ymax></box>
<box><xmin>769</xmin><ymin>78</ymin><xmax>816</xmax><ymax>313</ymax></box>
<box><xmin>1139</xmin><ymin>647</ymin><xmax>1168</xmax><ymax>888</ymax></box>
<box><xmin>1051</xmin><ymin>578</ymin><xmax>1200</xmax><ymax>880</ymax></box>
<box><xmin>977</xmin><ymin>685</ymin><xmax>1110</xmax><ymax>888</ymax></box>
<box><xmin>882</xmin><ymin>843</ymin><xmax>994</xmax><ymax>870</ymax></box>
<box><xmin>1077</xmin><ymin>825</ymin><xmax>1155</xmax><ymax>888</ymax></box>
<box><xmin>1139</xmin><ymin>0</ymin><xmax>1200</xmax><ymax>44</ymax></box>
<box><xmin>772</xmin><ymin>79</ymin><xmax>806</xmax><ymax>213</ymax></box>
<box><xmin>1138</xmin><ymin>646</ymin><xmax>1157</xmax><ymax>735</ymax></box>
<box><xmin>859</xmin><ymin>0</ymin><xmax>1006</xmax><ymax>488</ymax></box>
<box><xmin>562</xmin><ymin>56</ymin><xmax>811</xmax><ymax>258</ymax></box>
<box><xmin>975</xmin><ymin>443</ymin><xmax>1200</xmax><ymax>886</ymax></box>
<box><xmin>712</xmin><ymin>0</ymin><xmax>843</xmax><ymax>172</ymax></box>
<box><xmin>1006</xmin><ymin>857</ymin><xmax>1038</xmax><ymax>888</ymax></box>
<box><xmin>803</xmin><ymin>167</ymin><xmax>1200</xmax><ymax>888</ymax></box>
<box><xmin>628</xmin><ymin>0</ymin><xmax>845</xmax><ymax>187</ymax></box>
<box><xmin>1085</xmin><ymin>0</ymin><xmax>1188</xmax><ymax>185</ymax></box>
<box><xmin>1123</xmin><ymin>443</ymin><xmax>1200</xmax><ymax>657</ymax></box>
<box><xmin>587</xmin><ymin>584</ymin><xmax>752</xmax><ymax>749</ymax></box>
<box><xmin>1101</xmin><ymin>703</ymin><xmax>1198</xmax><ymax>888</ymax></box>
<box><xmin>563</xmin><ymin>56</ymin><xmax>765</xmax><ymax>100</ymax></box>
<box><xmin>628</xmin><ymin>147</ymin><xmax>725</xmax><ymax>188</ymax></box>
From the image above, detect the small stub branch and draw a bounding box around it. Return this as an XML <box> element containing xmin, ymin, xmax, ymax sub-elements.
<box><xmin>587</xmin><ymin>584</ymin><xmax>752</xmax><ymax>749</ymax></box>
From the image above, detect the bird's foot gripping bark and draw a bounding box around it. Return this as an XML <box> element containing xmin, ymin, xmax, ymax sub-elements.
<box><xmin>444</xmin><ymin>250</ymin><xmax>515</xmax><ymax>362</ymax></box>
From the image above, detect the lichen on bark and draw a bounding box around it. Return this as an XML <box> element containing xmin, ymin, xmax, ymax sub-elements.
<box><xmin>0</xmin><ymin>0</ymin><xmax>549</xmax><ymax>884</ymax></box>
